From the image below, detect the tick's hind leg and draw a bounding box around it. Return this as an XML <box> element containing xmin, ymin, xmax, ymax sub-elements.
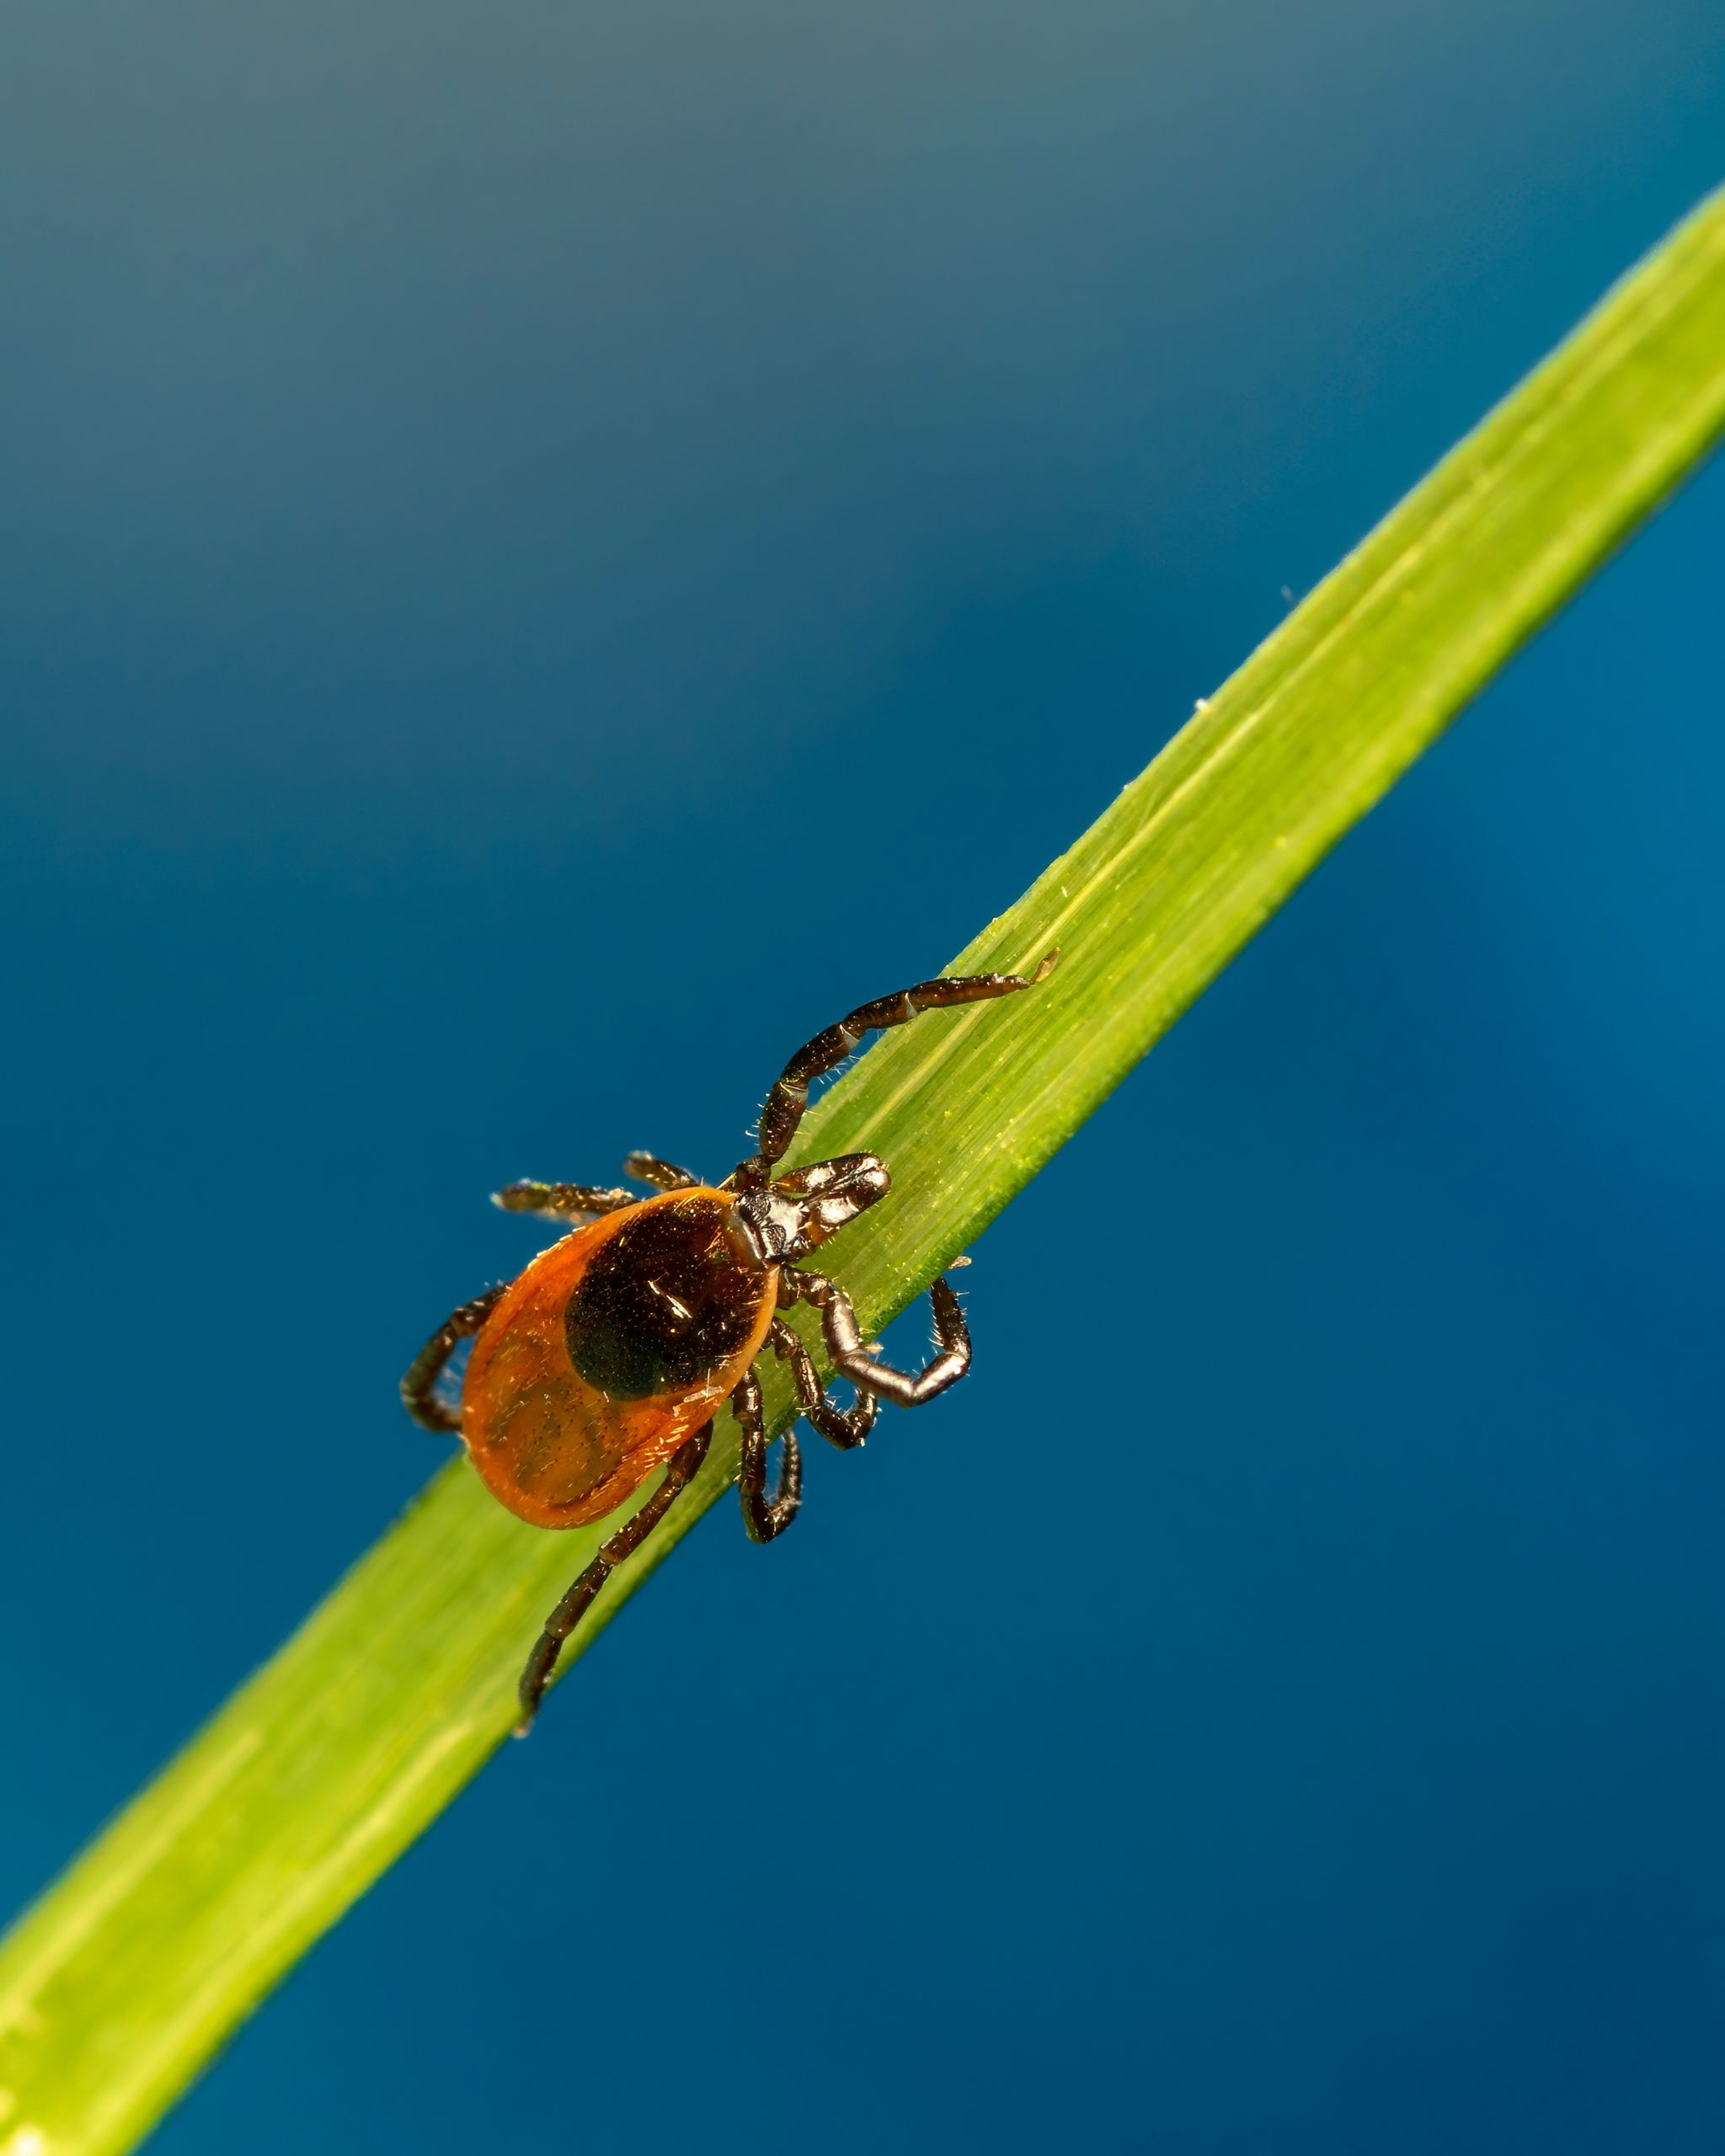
<box><xmin>401</xmin><ymin>1286</ymin><xmax>507</xmax><ymax>1433</ymax></box>
<box><xmin>735</xmin><ymin>953</ymin><xmax>1057</xmax><ymax>1182</ymax></box>
<box><xmin>515</xmin><ymin>1422</ymin><xmax>714</xmax><ymax>1735</ymax></box>
<box><xmin>778</xmin><ymin>1269</ymin><xmax>971</xmax><ymax>1408</ymax></box>
<box><xmin>767</xmin><ymin>1315</ymin><xmax>879</xmax><ymax>1450</ymax></box>
<box><xmin>493</xmin><ymin>1181</ymin><xmax>637</xmax><ymax>1220</ymax></box>
<box><xmin>734</xmin><ymin>1364</ymin><xmax>804</xmax><ymax>1542</ymax></box>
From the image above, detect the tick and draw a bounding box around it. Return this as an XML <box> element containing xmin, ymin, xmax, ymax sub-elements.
<box><xmin>402</xmin><ymin>953</ymin><xmax>1057</xmax><ymax>1733</ymax></box>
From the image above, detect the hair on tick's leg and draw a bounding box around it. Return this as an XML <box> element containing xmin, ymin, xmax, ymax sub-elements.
<box><xmin>514</xmin><ymin>1422</ymin><xmax>714</xmax><ymax>1735</ymax></box>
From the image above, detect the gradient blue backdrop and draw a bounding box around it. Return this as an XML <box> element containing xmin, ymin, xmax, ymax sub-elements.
<box><xmin>3</xmin><ymin>3</ymin><xmax>1723</xmax><ymax>2149</ymax></box>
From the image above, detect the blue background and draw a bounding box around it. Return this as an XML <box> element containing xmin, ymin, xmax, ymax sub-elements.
<box><xmin>3</xmin><ymin>3</ymin><xmax>1723</xmax><ymax>2148</ymax></box>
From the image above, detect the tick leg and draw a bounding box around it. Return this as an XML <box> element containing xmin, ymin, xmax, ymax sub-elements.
<box><xmin>778</xmin><ymin>1268</ymin><xmax>971</xmax><ymax>1409</ymax></box>
<box><xmin>734</xmin><ymin>953</ymin><xmax>1058</xmax><ymax>1183</ymax></box>
<box><xmin>734</xmin><ymin>1364</ymin><xmax>804</xmax><ymax>1542</ymax></box>
<box><xmin>493</xmin><ymin>1181</ymin><xmax>637</xmax><ymax>1219</ymax></box>
<box><xmin>622</xmin><ymin>1151</ymin><xmax>702</xmax><ymax>1191</ymax></box>
<box><xmin>767</xmin><ymin>1315</ymin><xmax>879</xmax><ymax>1450</ymax></box>
<box><xmin>400</xmin><ymin>1286</ymin><xmax>507</xmax><ymax>1433</ymax></box>
<box><xmin>515</xmin><ymin>1422</ymin><xmax>714</xmax><ymax>1736</ymax></box>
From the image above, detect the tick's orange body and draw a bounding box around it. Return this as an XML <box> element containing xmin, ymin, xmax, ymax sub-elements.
<box><xmin>462</xmin><ymin>1189</ymin><xmax>777</xmax><ymax>1529</ymax></box>
<box><xmin>403</xmin><ymin>950</ymin><xmax>1056</xmax><ymax>1731</ymax></box>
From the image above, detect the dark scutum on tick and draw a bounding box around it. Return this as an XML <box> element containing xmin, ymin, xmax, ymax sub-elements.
<box><xmin>402</xmin><ymin>949</ymin><xmax>1057</xmax><ymax>1733</ymax></box>
<box><xmin>563</xmin><ymin>1200</ymin><xmax>763</xmax><ymax>1397</ymax></box>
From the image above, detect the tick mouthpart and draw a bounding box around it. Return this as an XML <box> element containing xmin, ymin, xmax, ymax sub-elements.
<box><xmin>776</xmin><ymin>1152</ymin><xmax>890</xmax><ymax>1204</ymax></box>
<box><xmin>723</xmin><ymin>1154</ymin><xmax>891</xmax><ymax>1269</ymax></box>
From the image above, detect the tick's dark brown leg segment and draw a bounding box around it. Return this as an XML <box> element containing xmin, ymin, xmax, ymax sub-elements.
<box><xmin>400</xmin><ymin>1286</ymin><xmax>508</xmax><ymax>1433</ymax></box>
<box><xmin>734</xmin><ymin>953</ymin><xmax>1059</xmax><ymax>1184</ymax></box>
<box><xmin>767</xmin><ymin>1315</ymin><xmax>879</xmax><ymax>1450</ymax></box>
<box><xmin>734</xmin><ymin>1365</ymin><xmax>804</xmax><ymax>1542</ymax></box>
<box><xmin>514</xmin><ymin>1422</ymin><xmax>714</xmax><ymax>1736</ymax></box>
<box><xmin>779</xmin><ymin>1269</ymin><xmax>971</xmax><ymax>1408</ymax></box>
<box><xmin>492</xmin><ymin>1181</ymin><xmax>637</xmax><ymax>1219</ymax></box>
<box><xmin>623</xmin><ymin>1152</ymin><xmax>702</xmax><ymax>1191</ymax></box>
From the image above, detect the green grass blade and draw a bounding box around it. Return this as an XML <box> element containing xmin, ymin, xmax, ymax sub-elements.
<box><xmin>3</xmin><ymin>184</ymin><xmax>1724</xmax><ymax>2156</ymax></box>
